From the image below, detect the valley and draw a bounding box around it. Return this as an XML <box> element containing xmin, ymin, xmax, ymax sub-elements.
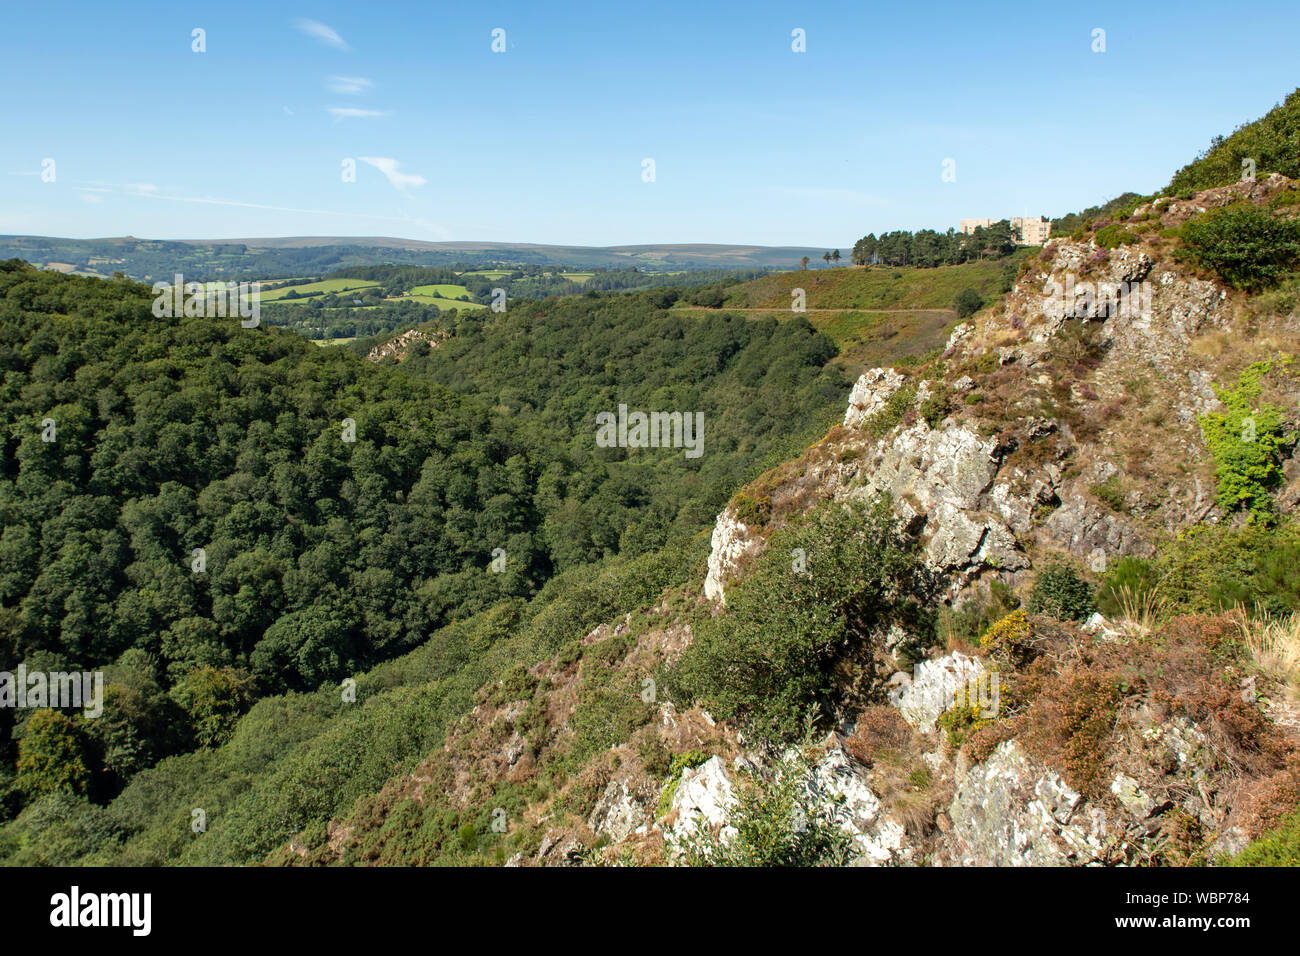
<box><xmin>2</xmin><ymin>3</ymin><xmax>1299</xmax><ymax>884</ymax></box>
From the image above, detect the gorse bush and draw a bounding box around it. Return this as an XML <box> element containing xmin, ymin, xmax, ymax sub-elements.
<box><xmin>937</xmin><ymin>579</ymin><xmax>1019</xmax><ymax>654</ymax></box>
<box><xmin>1154</xmin><ymin>518</ymin><xmax>1300</xmax><ymax>617</ymax></box>
<box><xmin>1094</xmin><ymin>224</ymin><xmax>1139</xmax><ymax>249</ymax></box>
<box><xmin>667</xmin><ymin>496</ymin><xmax>927</xmax><ymax>740</ymax></box>
<box><xmin>1180</xmin><ymin>205</ymin><xmax>1300</xmax><ymax>292</ymax></box>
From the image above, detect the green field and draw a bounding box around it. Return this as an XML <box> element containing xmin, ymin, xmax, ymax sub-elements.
<box><xmin>718</xmin><ymin>257</ymin><xmax>1025</xmax><ymax>311</ymax></box>
<box><xmin>459</xmin><ymin>269</ymin><xmax>511</xmax><ymax>279</ymax></box>
<box><xmin>409</xmin><ymin>283</ymin><xmax>473</xmax><ymax>299</ymax></box>
<box><xmin>259</xmin><ymin>278</ymin><xmax>380</xmax><ymax>301</ymax></box>
<box><xmin>665</xmin><ymin>259</ymin><xmax>1024</xmax><ymax>377</ymax></box>
<box><xmin>558</xmin><ymin>272</ymin><xmax>594</xmax><ymax>283</ymax></box>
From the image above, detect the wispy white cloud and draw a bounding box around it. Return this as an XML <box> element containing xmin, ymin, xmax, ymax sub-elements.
<box><xmin>294</xmin><ymin>19</ymin><xmax>349</xmax><ymax>51</ymax></box>
<box><xmin>359</xmin><ymin>157</ymin><xmax>427</xmax><ymax>191</ymax></box>
<box><xmin>77</xmin><ymin>190</ymin><xmax>104</xmax><ymax>203</ymax></box>
<box><xmin>327</xmin><ymin>106</ymin><xmax>388</xmax><ymax>119</ymax></box>
<box><xmin>328</xmin><ymin>75</ymin><xmax>373</xmax><ymax>94</ymax></box>
<box><xmin>72</xmin><ymin>181</ymin><xmax>156</xmax><ymax>196</ymax></box>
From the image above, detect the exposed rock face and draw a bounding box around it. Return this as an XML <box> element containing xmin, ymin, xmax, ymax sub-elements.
<box><xmin>942</xmin><ymin>740</ymin><xmax>1111</xmax><ymax>866</ymax></box>
<box><xmin>663</xmin><ymin>740</ymin><xmax>912</xmax><ymax>865</ymax></box>
<box><xmin>1011</xmin><ymin>236</ymin><xmax>1230</xmax><ymax>377</ymax></box>
<box><xmin>703</xmin><ymin>509</ymin><xmax>761</xmax><ymax>604</ymax></box>
<box><xmin>806</xmin><ymin>739</ymin><xmax>910</xmax><ymax>865</ymax></box>
<box><xmin>703</xmin><ymin>388</ymin><xmax>1039</xmax><ymax>603</ymax></box>
<box><xmin>366</xmin><ymin>327</ymin><xmax>446</xmax><ymax>362</ymax></box>
<box><xmin>666</xmin><ymin>756</ymin><xmax>736</xmax><ymax>843</ymax></box>
<box><xmin>1041</xmin><ymin>494</ymin><xmax>1153</xmax><ymax>560</ymax></box>
<box><xmin>588</xmin><ymin>777</ymin><xmax>657</xmax><ymax>844</ymax></box>
<box><xmin>844</xmin><ymin>367</ymin><xmax>905</xmax><ymax>428</ymax></box>
<box><xmin>848</xmin><ymin>420</ymin><xmax>1031</xmax><ymax>585</ymax></box>
<box><xmin>890</xmin><ymin>651</ymin><xmax>986</xmax><ymax>733</ymax></box>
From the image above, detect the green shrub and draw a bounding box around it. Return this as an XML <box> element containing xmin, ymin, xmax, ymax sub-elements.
<box><xmin>0</xmin><ymin>792</ymin><xmax>120</xmax><ymax>865</ymax></box>
<box><xmin>953</xmin><ymin>287</ymin><xmax>984</xmax><ymax>318</ymax></box>
<box><xmin>731</xmin><ymin>490</ymin><xmax>772</xmax><ymax>528</ymax></box>
<box><xmin>1180</xmin><ymin>205</ymin><xmax>1300</xmax><ymax>292</ymax></box>
<box><xmin>1198</xmin><ymin>360</ymin><xmax>1296</xmax><ymax>522</ymax></box>
<box><xmin>16</xmin><ymin>712</ymin><xmax>94</xmax><ymax>802</ymax></box>
<box><xmin>1270</xmin><ymin>186</ymin><xmax>1300</xmax><ymax>210</ymax></box>
<box><xmin>669</xmin><ymin>749</ymin><xmax>711</xmax><ymax>778</ymax></box>
<box><xmin>1225</xmin><ymin>807</ymin><xmax>1300</xmax><ymax>866</ymax></box>
<box><xmin>1090</xmin><ymin>475</ymin><xmax>1126</xmax><ymax>513</ymax></box>
<box><xmin>1155</xmin><ymin>518</ymin><xmax>1300</xmax><ymax>616</ymax></box>
<box><xmin>1096</xmin><ymin>556</ymin><xmax>1159</xmax><ymax>618</ymax></box>
<box><xmin>667</xmin><ymin>496</ymin><xmax>926</xmax><ymax>741</ymax></box>
<box><xmin>1094</xmin><ymin>224</ymin><xmax>1139</xmax><ymax>249</ymax></box>
<box><xmin>170</xmin><ymin>665</ymin><xmax>253</xmax><ymax>748</ymax></box>
<box><xmin>920</xmin><ymin>390</ymin><xmax>952</xmax><ymax>428</ymax></box>
<box><xmin>656</xmin><ymin>749</ymin><xmax>711</xmax><ymax>818</ymax></box>
<box><xmin>1168</xmin><ymin>88</ymin><xmax>1300</xmax><ymax>192</ymax></box>
<box><xmin>1027</xmin><ymin>562</ymin><xmax>1095</xmax><ymax>622</ymax></box>
<box><xmin>677</xmin><ymin>739</ymin><xmax>854</xmax><ymax>867</ymax></box>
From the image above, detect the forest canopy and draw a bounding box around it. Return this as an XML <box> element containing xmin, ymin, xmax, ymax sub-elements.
<box><xmin>0</xmin><ymin>260</ymin><xmax>848</xmax><ymax>816</ymax></box>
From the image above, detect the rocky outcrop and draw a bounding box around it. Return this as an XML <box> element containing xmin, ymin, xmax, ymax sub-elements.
<box><xmin>587</xmin><ymin>777</ymin><xmax>658</xmax><ymax>844</ymax></box>
<box><xmin>941</xmin><ymin>739</ymin><xmax>1111</xmax><ymax>866</ymax></box>
<box><xmin>366</xmin><ymin>326</ymin><xmax>446</xmax><ymax>362</ymax></box>
<box><xmin>663</xmin><ymin>739</ymin><xmax>912</xmax><ymax>865</ymax></box>
<box><xmin>665</xmin><ymin>755</ymin><xmax>737</xmax><ymax>843</ymax></box>
<box><xmin>804</xmin><ymin>739</ymin><xmax>911</xmax><ymax>865</ymax></box>
<box><xmin>702</xmin><ymin>402</ymin><xmax>1039</xmax><ymax>604</ymax></box>
<box><xmin>1041</xmin><ymin>494</ymin><xmax>1153</xmax><ymax>561</ymax></box>
<box><xmin>847</xmin><ymin>420</ymin><xmax>1031</xmax><ymax>585</ymax></box>
<box><xmin>890</xmin><ymin>651</ymin><xmax>986</xmax><ymax>733</ymax></box>
<box><xmin>703</xmin><ymin>509</ymin><xmax>762</xmax><ymax>604</ymax></box>
<box><xmin>844</xmin><ymin>367</ymin><xmax>905</xmax><ymax>428</ymax></box>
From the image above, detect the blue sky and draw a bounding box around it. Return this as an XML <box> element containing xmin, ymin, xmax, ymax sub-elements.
<box><xmin>1</xmin><ymin>0</ymin><xmax>1296</xmax><ymax>247</ymax></box>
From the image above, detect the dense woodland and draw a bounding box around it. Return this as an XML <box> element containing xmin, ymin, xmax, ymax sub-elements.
<box><xmin>0</xmin><ymin>260</ymin><xmax>847</xmax><ymax>826</ymax></box>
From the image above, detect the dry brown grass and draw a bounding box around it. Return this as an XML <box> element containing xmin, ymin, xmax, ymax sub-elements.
<box><xmin>847</xmin><ymin>705</ymin><xmax>948</xmax><ymax>835</ymax></box>
<box><xmin>1114</xmin><ymin>583</ymin><xmax>1169</xmax><ymax>638</ymax></box>
<box><xmin>845</xmin><ymin>705</ymin><xmax>912</xmax><ymax>764</ymax></box>
<box><xmin>1190</xmin><ymin>331</ymin><xmax>1231</xmax><ymax>358</ymax></box>
<box><xmin>1232</xmin><ymin>606</ymin><xmax>1300</xmax><ymax>702</ymax></box>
